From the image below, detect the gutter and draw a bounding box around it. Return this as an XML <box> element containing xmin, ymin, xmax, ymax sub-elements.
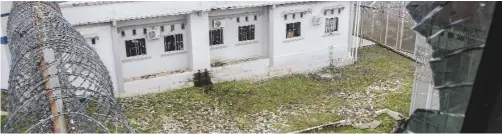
<box><xmin>67</xmin><ymin>1</ymin><xmax>309</xmax><ymax>26</ymax></box>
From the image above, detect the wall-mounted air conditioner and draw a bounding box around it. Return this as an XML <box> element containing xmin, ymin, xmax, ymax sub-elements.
<box><xmin>312</xmin><ymin>16</ymin><xmax>322</xmax><ymax>26</ymax></box>
<box><xmin>147</xmin><ymin>29</ymin><xmax>160</xmax><ymax>40</ymax></box>
<box><xmin>213</xmin><ymin>20</ymin><xmax>225</xmax><ymax>29</ymax></box>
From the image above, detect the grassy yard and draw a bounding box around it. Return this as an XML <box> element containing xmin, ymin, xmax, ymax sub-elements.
<box><xmin>117</xmin><ymin>45</ymin><xmax>415</xmax><ymax>133</ymax></box>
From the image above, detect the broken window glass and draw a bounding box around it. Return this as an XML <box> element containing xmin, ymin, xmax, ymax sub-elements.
<box><xmin>397</xmin><ymin>1</ymin><xmax>496</xmax><ymax>133</ymax></box>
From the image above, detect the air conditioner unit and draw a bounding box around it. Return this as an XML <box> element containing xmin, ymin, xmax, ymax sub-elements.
<box><xmin>147</xmin><ymin>29</ymin><xmax>161</xmax><ymax>40</ymax></box>
<box><xmin>312</xmin><ymin>16</ymin><xmax>322</xmax><ymax>26</ymax></box>
<box><xmin>213</xmin><ymin>20</ymin><xmax>225</xmax><ymax>29</ymax></box>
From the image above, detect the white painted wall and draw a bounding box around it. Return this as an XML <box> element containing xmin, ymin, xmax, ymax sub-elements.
<box><xmin>122</xmin><ymin>58</ymin><xmax>271</xmax><ymax>97</ymax></box>
<box><xmin>73</xmin><ymin>24</ymin><xmax>119</xmax><ymax>93</ymax></box>
<box><xmin>208</xmin><ymin>7</ymin><xmax>268</xmax><ymax>62</ymax></box>
<box><xmin>270</xmin><ymin>1</ymin><xmax>351</xmax><ymax>71</ymax></box>
<box><xmin>93</xmin><ymin>1</ymin><xmax>354</xmax><ymax>97</ymax></box>
<box><xmin>1</xmin><ymin>1</ymin><xmax>12</xmax><ymax>90</ymax></box>
<box><xmin>117</xmin><ymin>15</ymin><xmax>190</xmax><ymax>78</ymax></box>
<box><xmin>186</xmin><ymin>12</ymin><xmax>211</xmax><ymax>70</ymax></box>
<box><xmin>1</xmin><ymin>46</ymin><xmax>9</xmax><ymax>90</ymax></box>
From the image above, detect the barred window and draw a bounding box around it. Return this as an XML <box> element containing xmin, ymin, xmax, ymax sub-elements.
<box><xmin>325</xmin><ymin>17</ymin><xmax>338</xmax><ymax>33</ymax></box>
<box><xmin>238</xmin><ymin>25</ymin><xmax>255</xmax><ymax>41</ymax></box>
<box><xmin>286</xmin><ymin>22</ymin><xmax>301</xmax><ymax>38</ymax></box>
<box><xmin>125</xmin><ymin>38</ymin><xmax>147</xmax><ymax>57</ymax></box>
<box><xmin>164</xmin><ymin>34</ymin><xmax>184</xmax><ymax>52</ymax></box>
<box><xmin>209</xmin><ymin>29</ymin><xmax>224</xmax><ymax>46</ymax></box>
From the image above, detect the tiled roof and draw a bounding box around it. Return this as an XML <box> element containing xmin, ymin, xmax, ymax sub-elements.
<box><xmin>59</xmin><ymin>1</ymin><xmax>306</xmax><ymax>26</ymax></box>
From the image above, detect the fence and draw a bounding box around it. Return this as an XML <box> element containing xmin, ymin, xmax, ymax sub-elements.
<box><xmin>358</xmin><ymin>2</ymin><xmax>495</xmax><ymax>133</ymax></box>
<box><xmin>354</xmin><ymin>1</ymin><xmax>424</xmax><ymax>114</ymax></box>
<box><xmin>357</xmin><ymin>2</ymin><xmax>416</xmax><ymax>57</ymax></box>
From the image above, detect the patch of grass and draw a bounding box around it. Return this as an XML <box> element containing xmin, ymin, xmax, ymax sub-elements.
<box><xmin>282</xmin><ymin>112</ymin><xmax>342</xmax><ymax>132</ymax></box>
<box><xmin>211</xmin><ymin>60</ymin><xmax>227</xmax><ymax>67</ymax></box>
<box><xmin>1</xmin><ymin>115</ymin><xmax>7</xmax><ymax>132</ymax></box>
<box><xmin>311</xmin><ymin>114</ymin><xmax>396</xmax><ymax>133</ymax></box>
<box><xmin>119</xmin><ymin>46</ymin><xmax>415</xmax><ymax>133</ymax></box>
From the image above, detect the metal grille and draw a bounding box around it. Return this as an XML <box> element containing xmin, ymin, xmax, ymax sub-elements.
<box><xmin>358</xmin><ymin>1</ymin><xmax>416</xmax><ymax>55</ymax></box>
<box><xmin>4</xmin><ymin>2</ymin><xmax>132</xmax><ymax>133</ymax></box>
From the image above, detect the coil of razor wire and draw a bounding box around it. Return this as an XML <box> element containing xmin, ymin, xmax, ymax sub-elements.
<box><xmin>4</xmin><ymin>1</ymin><xmax>133</xmax><ymax>133</ymax></box>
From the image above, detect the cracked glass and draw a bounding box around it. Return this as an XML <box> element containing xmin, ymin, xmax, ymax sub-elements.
<box><xmin>399</xmin><ymin>1</ymin><xmax>495</xmax><ymax>133</ymax></box>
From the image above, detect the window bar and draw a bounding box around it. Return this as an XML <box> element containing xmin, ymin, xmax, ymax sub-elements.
<box><xmin>209</xmin><ymin>30</ymin><xmax>212</xmax><ymax>45</ymax></box>
<box><xmin>335</xmin><ymin>17</ymin><xmax>339</xmax><ymax>31</ymax></box>
<box><xmin>180</xmin><ymin>34</ymin><xmax>183</xmax><ymax>50</ymax></box>
<box><xmin>325</xmin><ymin>18</ymin><xmax>329</xmax><ymax>33</ymax></box>
<box><xmin>220</xmin><ymin>29</ymin><xmax>224</xmax><ymax>44</ymax></box>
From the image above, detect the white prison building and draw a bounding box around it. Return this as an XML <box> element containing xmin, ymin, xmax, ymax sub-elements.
<box><xmin>1</xmin><ymin>1</ymin><xmax>359</xmax><ymax>97</ymax></box>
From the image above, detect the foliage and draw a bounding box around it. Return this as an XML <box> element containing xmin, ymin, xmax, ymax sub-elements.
<box><xmin>211</xmin><ymin>60</ymin><xmax>226</xmax><ymax>67</ymax></box>
<box><xmin>118</xmin><ymin>46</ymin><xmax>415</xmax><ymax>133</ymax></box>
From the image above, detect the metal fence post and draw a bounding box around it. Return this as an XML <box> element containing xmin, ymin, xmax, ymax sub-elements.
<box><xmin>384</xmin><ymin>4</ymin><xmax>390</xmax><ymax>45</ymax></box>
<box><xmin>370</xmin><ymin>9</ymin><xmax>375</xmax><ymax>39</ymax></box>
<box><xmin>398</xmin><ymin>1</ymin><xmax>405</xmax><ymax>50</ymax></box>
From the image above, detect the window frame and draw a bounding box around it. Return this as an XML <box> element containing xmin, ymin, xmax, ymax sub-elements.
<box><xmin>125</xmin><ymin>38</ymin><xmax>147</xmax><ymax>57</ymax></box>
<box><xmin>164</xmin><ymin>34</ymin><xmax>184</xmax><ymax>52</ymax></box>
<box><xmin>91</xmin><ymin>38</ymin><xmax>96</xmax><ymax>45</ymax></box>
<box><xmin>325</xmin><ymin>17</ymin><xmax>339</xmax><ymax>34</ymax></box>
<box><xmin>238</xmin><ymin>25</ymin><xmax>255</xmax><ymax>42</ymax></box>
<box><xmin>209</xmin><ymin>28</ymin><xmax>224</xmax><ymax>46</ymax></box>
<box><xmin>286</xmin><ymin>22</ymin><xmax>301</xmax><ymax>38</ymax></box>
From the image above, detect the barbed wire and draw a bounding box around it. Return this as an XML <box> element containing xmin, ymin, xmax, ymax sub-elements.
<box><xmin>4</xmin><ymin>1</ymin><xmax>132</xmax><ymax>133</ymax></box>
